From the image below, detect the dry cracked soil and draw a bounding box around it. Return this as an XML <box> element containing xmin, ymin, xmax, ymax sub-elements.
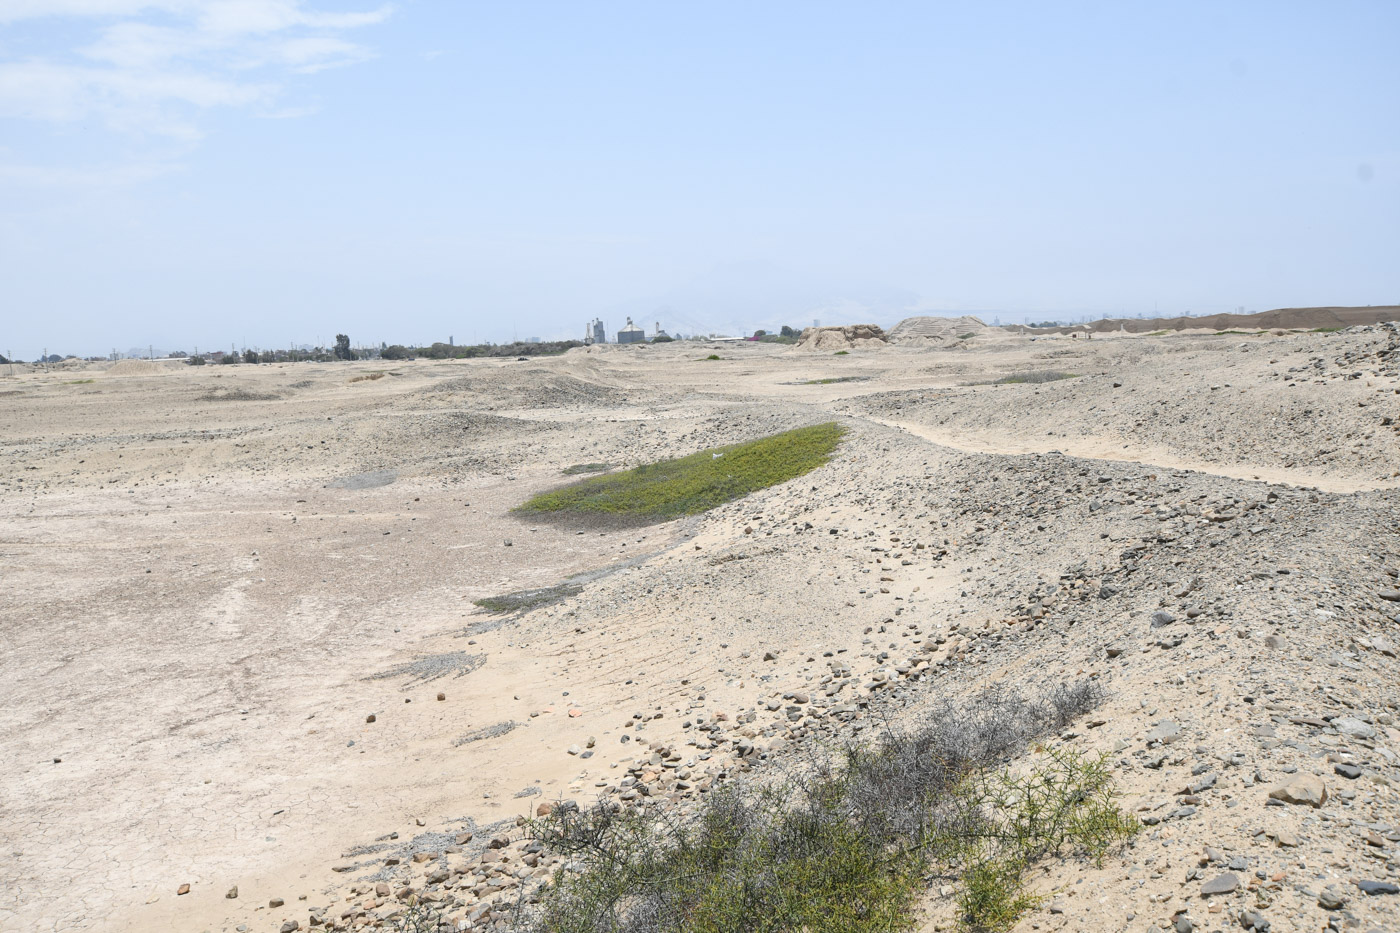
<box><xmin>2</xmin><ymin>323</ymin><xmax>1399</xmax><ymax>933</ymax></box>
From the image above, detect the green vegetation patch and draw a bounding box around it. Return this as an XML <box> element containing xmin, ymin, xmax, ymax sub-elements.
<box><xmin>991</xmin><ymin>371</ymin><xmax>1078</xmax><ymax>385</ymax></box>
<box><xmin>801</xmin><ymin>376</ymin><xmax>867</xmax><ymax>385</ymax></box>
<box><xmin>525</xmin><ymin>682</ymin><xmax>1136</xmax><ymax>933</ymax></box>
<box><xmin>1214</xmin><ymin>330</ymin><xmax>1264</xmax><ymax>336</ymax></box>
<box><xmin>1145</xmin><ymin>329</ymin><xmax>1169</xmax><ymax>336</ymax></box>
<box><xmin>834</xmin><ymin>350</ymin><xmax>849</xmax><ymax>355</ymax></box>
<box><xmin>561</xmin><ymin>462</ymin><xmax>611</xmax><ymax>475</ymax></box>
<box><xmin>701</xmin><ymin>354</ymin><xmax>722</xmax><ymax>360</ymax></box>
<box><xmin>473</xmin><ymin>582</ymin><xmax>584</xmax><ymax>615</ymax></box>
<box><xmin>515</xmin><ymin>422</ymin><xmax>846</xmax><ymax>525</ymax></box>
<box><xmin>64</xmin><ymin>378</ymin><xmax>95</xmax><ymax>384</ymax></box>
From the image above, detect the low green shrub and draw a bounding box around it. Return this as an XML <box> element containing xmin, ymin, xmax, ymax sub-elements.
<box><xmin>523</xmin><ymin>683</ymin><xmax>1136</xmax><ymax>933</ymax></box>
<box><xmin>562</xmin><ymin>463</ymin><xmax>611</xmax><ymax>475</ymax></box>
<box><xmin>474</xmin><ymin>582</ymin><xmax>584</xmax><ymax>615</ymax></box>
<box><xmin>514</xmin><ymin>423</ymin><xmax>846</xmax><ymax>524</ymax></box>
<box><xmin>989</xmin><ymin>371</ymin><xmax>1077</xmax><ymax>385</ymax></box>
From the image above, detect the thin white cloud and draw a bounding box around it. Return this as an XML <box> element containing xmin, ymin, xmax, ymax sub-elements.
<box><xmin>0</xmin><ymin>59</ymin><xmax>272</xmax><ymax>137</ymax></box>
<box><xmin>0</xmin><ymin>1</ymin><xmax>390</xmax><ymax>146</ymax></box>
<box><xmin>265</xmin><ymin>35</ymin><xmax>372</xmax><ymax>72</ymax></box>
<box><xmin>0</xmin><ymin>158</ymin><xmax>183</xmax><ymax>186</ymax></box>
<box><xmin>255</xmin><ymin>103</ymin><xmax>317</xmax><ymax>118</ymax></box>
<box><xmin>0</xmin><ymin>1</ymin><xmax>393</xmax><ymax>30</ymax></box>
<box><xmin>0</xmin><ymin>2</ymin><xmax>184</xmax><ymax>21</ymax></box>
<box><xmin>197</xmin><ymin>0</ymin><xmax>392</xmax><ymax>34</ymax></box>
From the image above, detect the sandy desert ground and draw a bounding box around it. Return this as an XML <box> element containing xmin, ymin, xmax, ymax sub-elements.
<box><xmin>3</xmin><ymin>323</ymin><xmax>1399</xmax><ymax>933</ymax></box>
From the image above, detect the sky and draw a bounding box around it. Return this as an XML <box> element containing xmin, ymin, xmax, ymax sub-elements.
<box><xmin>1</xmin><ymin>1</ymin><xmax>1397</xmax><ymax>357</ymax></box>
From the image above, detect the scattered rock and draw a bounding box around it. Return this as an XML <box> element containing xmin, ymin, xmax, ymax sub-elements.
<box><xmin>1356</xmin><ymin>880</ymin><xmax>1399</xmax><ymax>895</ymax></box>
<box><xmin>1266</xmin><ymin>775</ymin><xmax>1327</xmax><ymax>808</ymax></box>
<box><xmin>1146</xmin><ymin>720</ymin><xmax>1182</xmax><ymax>745</ymax></box>
<box><xmin>1238</xmin><ymin>909</ymin><xmax>1270</xmax><ymax>931</ymax></box>
<box><xmin>1200</xmin><ymin>873</ymin><xmax>1239</xmax><ymax>896</ymax></box>
<box><xmin>1332</xmin><ymin>716</ymin><xmax>1375</xmax><ymax>739</ymax></box>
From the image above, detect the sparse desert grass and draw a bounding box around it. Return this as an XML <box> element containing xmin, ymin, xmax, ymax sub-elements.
<box><xmin>514</xmin><ymin>423</ymin><xmax>846</xmax><ymax>524</ymax></box>
<box><xmin>64</xmin><ymin>378</ymin><xmax>95</xmax><ymax>385</ymax></box>
<box><xmin>474</xmin><ymin>582</ymin><xmax>585</xmax><ymax>615</ymax></box>
<box><xmin>834</xmin><ymin>350</ymin><xmax>850</xmax><ymax>355</ymax></box>
<box><xmin>198</xmin><ymin>387</ymin><xmax>281</xmax><ymax>402</ymax></box>
<box><xmin>1145</xmin><ymin>330</ymin><xmax>1168</xmax><ymax>336</ymax></box>
<box><xmin>957</xmin><ymin>333</ymin><xmax>975</xmax><ymax>340</ymax></box>
<box><xmin>366</xmin><ymin>650</ymin><xmax>484</xmax><ymax>686</ymax></box>
<box><xmin>1310</xmin><ymin>326</ymin><xmax>1343</xmax><ymax>333</ymax></box>
<box><xmin>524</xmin><ymin>682</ymin><xmax>1135</xmax><ymax>933</ymax></box>
<box><xmin>702</xmin><ymin>354</ymin><xmax>722</xmax><ymax>361</ymax></box>
<box><xmin>1214</xmin><ymin>330</ymin><xmax>1263</xmax><ymax>336</ymax></box>
<box><xmin>453</xmin><ymin>721</ymin><xmax>518</xmax><ymax>746</ymax></box>
<box><xmin>350</xmin><ymin>371</ymin><xmax>387</xmax><ymax>383</ymax></box>
<box><xmin>981</xmin><ymin>371</ymin><xmax>1078</xmax><ymax>386</ymax></box>
<box><xmin>801</xmin><ymin>376</ymin><xmax>866</xmax><ymax>385</ymax></box>
<box><xmin>561</xmin><ymin>462</ymin><xmax>611</xmax><ymax>475</ymax></box>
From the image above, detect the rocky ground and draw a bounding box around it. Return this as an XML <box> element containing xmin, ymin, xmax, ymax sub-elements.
<box><xmin>1</xmin><ymin>323</ymin><xmax>1397</xmax><ymax>933</ymax></box>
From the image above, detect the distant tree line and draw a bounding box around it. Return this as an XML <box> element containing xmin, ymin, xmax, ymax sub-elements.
<box><xmin>747</xmin><ymin>325</ymin><xmax>800</xmax><ymax>343</ymax></box>
<box><xmin>381</xmin><ymin>339</ymin><xmax>583</xmax><ymax>360</ymax></box>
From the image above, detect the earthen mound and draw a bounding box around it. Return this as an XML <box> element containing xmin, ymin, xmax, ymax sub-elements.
<box><xmin>796</xmin><ymin>324</ymin><xmax>887</xmax><ymax>351</ymax></box>
<box><xmin>106</xmin><ymin>359</ymin><xmax>171</xmax><ymax>376</ymax></box>
<box><xmin>887</xmin><ymin>315</ymin><xmax>991</xmax><ymax>344</ymax></box>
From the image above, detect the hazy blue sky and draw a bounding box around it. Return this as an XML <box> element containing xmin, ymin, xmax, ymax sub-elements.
<box><xmin>1</xmin><ymin>1</ymin><xmax>1397</xmax><ymax>357</ymax></box>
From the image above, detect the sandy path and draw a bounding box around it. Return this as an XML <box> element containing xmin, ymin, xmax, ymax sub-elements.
<box><xmin>862</xmin><ymin>414</ymin><xmax>1400</xmax><ymax>494</ymax></box>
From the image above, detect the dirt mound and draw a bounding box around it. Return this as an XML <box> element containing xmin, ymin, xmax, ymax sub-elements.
<box><xmin>796</xmin><ymin>324</ymin><xmax>887</xmax><ymax>350</ymax></box>
<box><xmin>106</xmin><ymin>359</ymin><xmax>171</xmax><ymax>376</ymax></box>
<box><xmin>1011</xmin><ymin>305</ymin><xmax>1400</xmax><ymax>336</ymax></box>
<box><xmin>198</xmin><ymin>387</ymin><xmax>281</xmax><ymax>402</ymax></box>
<box><xmin>887</xmin><ymin>315</ymin><xmax>991</xmax><ymax>344</ymax></box>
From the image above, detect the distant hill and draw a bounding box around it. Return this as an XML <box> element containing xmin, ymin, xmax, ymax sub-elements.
<box><xmin>1008</xmin><ymin>305</ymin><xmax>1400</xmax><ymax>335</ymax></box>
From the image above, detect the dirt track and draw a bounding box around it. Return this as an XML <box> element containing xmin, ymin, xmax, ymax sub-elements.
<box><xmin>2</xmin><ymin>325</ymin><xmax>1399</xmax><ymax>932</ymax></box>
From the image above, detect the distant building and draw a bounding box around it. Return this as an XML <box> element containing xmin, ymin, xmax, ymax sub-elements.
<box><xmin>585</xmin><ymin>318</ymin><xmax>607</xmax><ymax>345</ymax></box>
<box><xmin>652</xmin><ymin>321</ymin><xmax>670</xmax><ymax>340</ymax></box>
<box><xmin>617</xmin><ymin>317</ymin><xmax>645</xmax><ymax>344</ymax></box>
